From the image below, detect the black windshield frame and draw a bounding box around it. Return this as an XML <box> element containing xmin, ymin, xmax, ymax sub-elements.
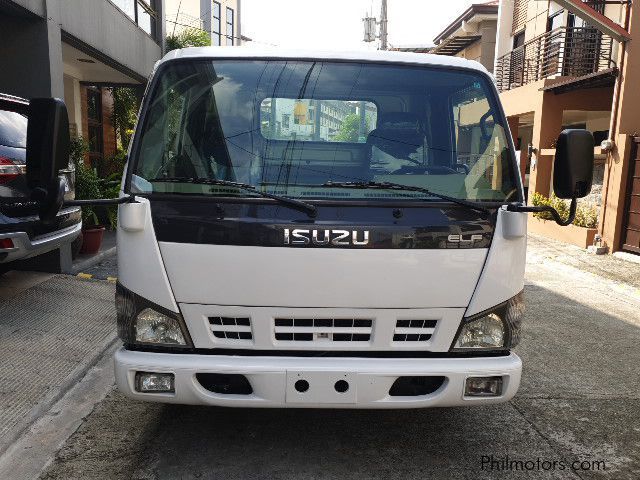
<box><xmin>125</xmin><ymin>56</ymin><xmax>524</xmax><ymax>206</ymax></box>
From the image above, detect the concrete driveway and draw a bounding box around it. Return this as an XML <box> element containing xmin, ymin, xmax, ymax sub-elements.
<box><xmin>24</xmin><ymin>240</ymin><xmax>640</xmax><ymax>479</ymax></box>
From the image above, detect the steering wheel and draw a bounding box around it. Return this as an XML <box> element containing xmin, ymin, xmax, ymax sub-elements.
<box><xmin>455</xmin><ymin>163</ymin><xmax>470</xmax><ymax>174</ymax></box>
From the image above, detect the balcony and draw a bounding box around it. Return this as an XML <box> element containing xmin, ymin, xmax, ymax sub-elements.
<box><xmin>495</xmin><ymin>27</ymin><xmax>615</xmax><ymax>92</ymax></box>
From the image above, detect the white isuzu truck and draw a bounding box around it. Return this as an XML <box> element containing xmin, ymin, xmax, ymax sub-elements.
<box><xmin>25</xmin><ymin>48</ymin><xmax>594</xmax><ymax>408</ymax></box>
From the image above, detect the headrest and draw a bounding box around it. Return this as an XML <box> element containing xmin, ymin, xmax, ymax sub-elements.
<box><xmin>375</xmin><ymin>113</ymin><xmax>422</xmax><ymax>134</ymax></box>
<box><xmin>367</xmin><ymin>112</ymin><xmax>423</xmax><ymax>159</ymax></box>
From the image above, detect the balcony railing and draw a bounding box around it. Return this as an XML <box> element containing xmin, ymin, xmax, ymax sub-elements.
<box><xmin>495</xmin><ymin>27</ymin><xmax>615</xmax><ymax>92</ymax></box>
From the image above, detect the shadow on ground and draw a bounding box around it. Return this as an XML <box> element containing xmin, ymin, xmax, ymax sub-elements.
<box><xmin>41</xmin><ymin>284</ymin><xmax>640</xmax><ymax>480</ymax></box>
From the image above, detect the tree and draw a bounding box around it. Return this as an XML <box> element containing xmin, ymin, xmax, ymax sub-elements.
<box><xmin>334</xmin><ymin>113</ymin><xmax>367</xmax><ymax>143</ymax></box>
<box><xmin>111</xmin><ymin>87</ymin><xmax>139</xmax><ymax>149</ymax></box>
<box><xmin>166</xmin><ymin>28</ymin><xmax>211</xmax><ymax>52</ymax></box>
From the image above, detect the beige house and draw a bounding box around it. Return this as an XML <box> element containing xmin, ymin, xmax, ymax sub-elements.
<box><xmin>495</xmin><ymin>0</ymin><xmax>639</xmax><ymax>255</ymax></box>
<box><xmin>431</xmin><ymin>1</ymin><xmax>499</xmax><ymax>73</ymax></box>
<box><xmin>165</xmin><ymin>0</ymin><xmax>242</xmax><ymax>46</ymax></box>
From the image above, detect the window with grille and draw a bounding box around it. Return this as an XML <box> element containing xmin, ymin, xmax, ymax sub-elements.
<box><xmin>212</xmin><ymin>2</ymin><xmax>221</xmax><ymax>46</ymax></box>
<box><xmin>226</xmin><ymin>7</ymin><xmax>234</xmax><ymax>45</ymax></box>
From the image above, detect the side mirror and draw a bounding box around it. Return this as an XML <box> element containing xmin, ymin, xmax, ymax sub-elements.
<box><xmin>25</xmin><ymin>98</ymin><xmax>70</xmax><ymax>222</ymax></box>
<box><xmin>553</xmin><ymin>129</ymin><xmax>594</xmax><ymax>199</ymax></box>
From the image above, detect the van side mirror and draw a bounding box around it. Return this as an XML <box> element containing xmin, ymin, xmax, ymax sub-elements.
<box><xmin>553</xmin><ymin>129</ymin><xmax>594</xmax><ymax>199</ymax></box>
<box><xmin>26</xmin><ymin>98</ymin><xmax>70</xmax><ymax>222</ymax></box>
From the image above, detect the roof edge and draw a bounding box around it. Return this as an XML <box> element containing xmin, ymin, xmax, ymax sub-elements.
<box><xmin>433</xmin><ymin>3</ymin><xmax>499</xmax><ymax>44</ymax></box>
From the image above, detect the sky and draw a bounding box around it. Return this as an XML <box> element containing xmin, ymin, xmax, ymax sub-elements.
<box><xmin>242</xmin><ymin>0</ymin><xmax>480</xmax><ymax>51</ymax></box>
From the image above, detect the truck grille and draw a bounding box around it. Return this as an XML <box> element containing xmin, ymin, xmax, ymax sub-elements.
<box><xmin>274</xmin><ymin>318</ymin><xmax>373</xmax><ymax>342</ymax></box>
<box><xmin>209</xmin><ymin>317</ymin><xmax>253</xmax><ymax>340</ymax></box>
<box><xmin>392</xmin><ymin>319</ymin><xmax>437</xmax><ymax>342</ymax></box>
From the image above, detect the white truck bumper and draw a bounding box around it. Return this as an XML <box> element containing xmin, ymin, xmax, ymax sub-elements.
<box><xmin>114</xmin><ymin>348</ymin><xmax>522</xmax><ymax>409</ymax></box>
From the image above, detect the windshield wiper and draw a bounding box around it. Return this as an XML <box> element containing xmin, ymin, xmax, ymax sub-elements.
<box><xmin>321</xmin><ymin>180</ymin><xmax>490</xmax><ymax>213</ymax></box>
<box><xmin>149</xmin><ymin>177</ymin><xmax>317</xmax><ymax>217</ymax></box>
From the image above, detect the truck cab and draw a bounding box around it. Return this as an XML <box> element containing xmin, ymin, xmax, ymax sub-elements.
<box><xmin>112</xmin><ymin>48</ymin><xmax>527</xmax><ymax>408</ymax></box>
<box><xmin>24</xmin><ymin>48</ymin><xmax>594</xmax><ymax>409</ymax></box>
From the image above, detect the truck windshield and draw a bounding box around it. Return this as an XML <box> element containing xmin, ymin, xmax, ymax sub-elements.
<box><xmin>130</xmin><ymin>59</ymin><xmax>519</xmax><ymax>202</ymax></box>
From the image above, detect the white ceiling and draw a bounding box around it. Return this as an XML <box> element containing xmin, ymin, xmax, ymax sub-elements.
<box><xmin>62</xmin><ymin>42</ymin><xmax>141</xmax><ymax>85</ymax></box>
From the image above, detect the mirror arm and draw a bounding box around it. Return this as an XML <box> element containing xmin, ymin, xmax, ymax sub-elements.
<box><xmin>63</xmin><ymin>194</ymin><xmax>138</xmax><ymax>207</ymax></box>
<box><xmin>507</xmin><ymin>198</ymin><xmax>577</xmax><ymax>226</ymax></box>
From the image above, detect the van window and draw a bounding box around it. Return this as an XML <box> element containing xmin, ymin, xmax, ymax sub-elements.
<box><xmin>0</xmin><ymin>110</ymin><xmax>27</xmax><ymax>149</ymax></box>
<box><xmin>131</xmin><ymin>60</ymin><xmax>518</xmax><ymax>202</ymax></box>
<box><xmin>260</xmin><ymin>99</ymin><xmax>377</xmax><ymax>143</ymax></box>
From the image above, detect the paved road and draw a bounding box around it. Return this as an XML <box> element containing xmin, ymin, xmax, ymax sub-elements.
<box><xmin>39</xmin><ymin>244</ymin><xmax>640</xmax><ymax>480</ymax></box>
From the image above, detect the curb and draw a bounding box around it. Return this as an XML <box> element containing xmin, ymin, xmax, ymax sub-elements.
<box><xmin>0</xmin><ymin>332</ymin><xmax>118</xmax><ymax>457</ymax></box>
<box><xmin>77</xmin><ymin>273</ymin><xmax>117</xmax><ymax>283</ymax></box>
<box><xmin>69</xmin><ymin>246</ymin><xmax>117</xmax><ymax>275</ymax></box>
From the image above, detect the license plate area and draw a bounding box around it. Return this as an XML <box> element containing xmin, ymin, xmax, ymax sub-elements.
<box><xmin>285</xmin><ymin>371</ymin><xmax>357</xmax><ymax>404</ymax></box>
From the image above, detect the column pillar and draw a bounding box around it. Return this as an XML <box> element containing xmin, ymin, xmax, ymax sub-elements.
<box><xmin>529</xmin><ymin>92</ymin><xmax>563</xmax><ymax>197</ymax></box>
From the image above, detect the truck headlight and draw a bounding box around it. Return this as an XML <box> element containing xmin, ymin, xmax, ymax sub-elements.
<box><xmin>452</xmin><ymin>291</ymin><xmax>524</xmax><ymax>351</ymax></box>
<box><xmin>135</xmin><ymin>308</ymin><xmax>186</xmax><ymax>345</ymax></box>
<box><xmin>116</xmin><ymin>283</ymin><xmax>192</xmax><ymax>348</ymax></box>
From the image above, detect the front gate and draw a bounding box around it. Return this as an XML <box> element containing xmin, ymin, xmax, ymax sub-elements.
<box><xmin>621</xmin><ymin>137</ymin><xmax>640</xmax><ymax>254</ymax></box>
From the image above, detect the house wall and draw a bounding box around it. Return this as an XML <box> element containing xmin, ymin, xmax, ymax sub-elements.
<box><xmin>452</xmin><ymin>20</ymin><xmax>497</xmax><ymax>72</ymax></box>
<box><xmin>495</xmin><ymin>0</ymin><xmax>640</xmax><ymax>253</ymax></box>
<box><xmin>502</xmin><ymin>83</ymin><xmax>613</xmax><ymax>197</ymax></box>
<box><xmin>57</xmin><ymin>0</ymin><xmax>163</xmax><ymax>79</ymax></box>
<box><xmin>165</xmin><ymin>0</ymin><xmax>241</xmax><ymax>45</ymax></box>
<box><xmin>456</xmin><ymin>42</ymin><xmax>481</xmax><ymax>63</ymax></box>
<box><xmin>0</xmin><ymin>8</ymin><xmax>63</xmax><ymax>98</ymax></box>
<box><xmin>0</xmin><ymin>0</ymin><xmax>163</xmax><ymax>99</ymax></box>
<box><xmin>601</xmin><ymin>4</ymin><xmax>640</xmax><ymax>252</ymax></box>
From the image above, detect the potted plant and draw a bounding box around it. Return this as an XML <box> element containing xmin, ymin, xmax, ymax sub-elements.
<box><xmin>79</xmin><ymin>203</ymin><xmax>105</xmax><ymax>254</ymax></box>
<box><xmin>77</xmin><ymin>163</ymin><xmax>106</xmax><ymax>254</ymax></box>
<box><xmin>71</xmin><ymin>139</ymin><xmax>105</xmax><ymax>254</ymax></box>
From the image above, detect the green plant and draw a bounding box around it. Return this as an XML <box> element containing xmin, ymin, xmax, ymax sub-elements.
<box><xmin>165</xmin><ymin>28</ymin><xmax>210</xmax><ymax>52</ymax></box>
<box><xmin>334</xmin><ymin>113</ymin><xmax>369</xmax><ymax>143</ymax></box>
<box><xmin>574</xmin><ymin>203</ymin><xmax>598</xmax><ymax>228</ymax></box>
<box><xmin>75</xmin><ymin>161</ymin><xmax>102</xmax><ymax>227</ymax></box>
<box><xmin>69</xmin><ymin>136</ymin><xmax>88</xmax><ymax>167</ymax></box>
<box><xmin>70</xmin><ymin>137</ymin><xmax>122</xmax><ymax>229</ymax></box>
<box><xmin>111</xmin><ymin>87</ymin><xmax>140</xmax><ymax>150</ymax></box>
<box><xmin>100</xmin><ymin>171</ymin><xmax>123</xmax><ymax>230</ymax></box>
<box><xmin>531</xmin><ymin>192</ymin><xmax>568</xmax><ymax>221</ymax></box>
<box><xmin>531</xmin><ymin>192</ymin><xmax>598</xmax><ymax>228</ymax></box>
<box><xmin>69</xmin><ymin>137</ymin><xmax>99</xmax><ymax>226</ymax></box>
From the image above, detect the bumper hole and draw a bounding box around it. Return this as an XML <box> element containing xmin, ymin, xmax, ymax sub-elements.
<box><xmin>294</xmin><ymin>379</ymin><xmax>309</xmax><ymax>393</ymax></box>
<box><xmin>388</xmin><ymin>376</ymin><xmax>446</xmax><ymax>396</ymax></box>
<box><xmin>196</xmin><ymin>373</ymin><xmax>253</xmax><ymax>395</ymax></box>
<box><xmin>334</xmin><ymin>380</ymin><xmax>349</xmax><ymax>393</ymax></box>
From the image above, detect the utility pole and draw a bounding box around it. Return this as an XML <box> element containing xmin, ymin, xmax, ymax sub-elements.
<box><xmin>379</xmin><ymin>0</ymin><xmax>388</xmax><ymax>50</ymax></box>
<box><xmin>362</xmin><ymin>1</ymin><xmax>389</xmax><ymax>50</ymax></box>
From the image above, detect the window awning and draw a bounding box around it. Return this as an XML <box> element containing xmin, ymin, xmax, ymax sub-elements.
<box><xmin>431</xmin><ymin>35</ymin><xmax>481</xmax><ymax>56</ymax></box>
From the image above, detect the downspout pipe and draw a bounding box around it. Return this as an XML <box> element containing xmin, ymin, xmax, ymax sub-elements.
<box><xmin>601</xmin><ymin>1</ymin><xmax>632</xmax><ymax>240</ymax></box>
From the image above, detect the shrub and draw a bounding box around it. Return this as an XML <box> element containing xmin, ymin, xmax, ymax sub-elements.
<box><xmin>531</xmin><ymin>192</ymin><xmax>568</xmax><ymax>221</ymax></box>
<box><xmin>75</xmin><ymin>162</ymin><xmax>102</xmax><ymax>227</ymax></box>
<box><xmin>574</xmin><ymin>203</ymin><xmax>598</xmax><ymax>228</ymax></box>
<box><xmin>70</xmin><ymin>137</ymin><xmax>122</xmax><ymax>229</ymax></box>
<box><xmin>166</xmin><ymin>28</ymin><xmax>210</xmax><ymax>52</ymax></box>
<box><xmin>531</xmin><ymin>192</ymin><xmax>598</xmax><ymax>228</ymax></box>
